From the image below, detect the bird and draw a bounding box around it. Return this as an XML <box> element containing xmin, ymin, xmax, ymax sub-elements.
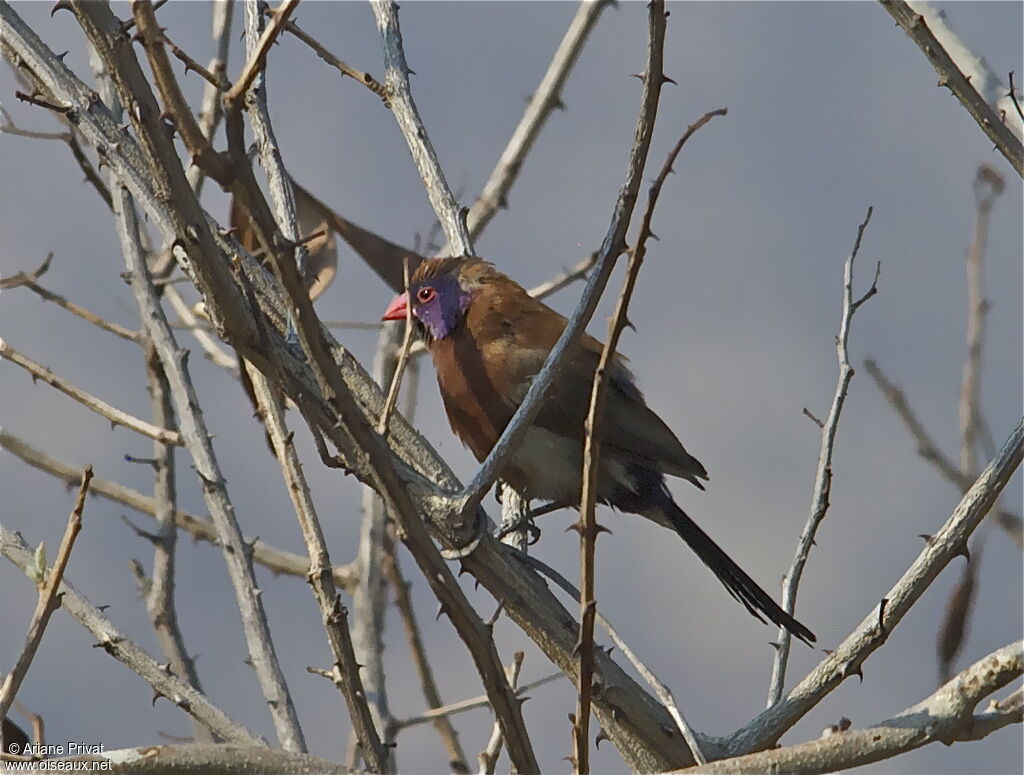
<box><xmin>382</xmin><ymin>256</ymin><xmax>815</xmax><ymax>645</ymax></box>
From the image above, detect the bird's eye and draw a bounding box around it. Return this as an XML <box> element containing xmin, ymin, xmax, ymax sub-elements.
<box><xmin>416</xmin><ymin>286</ymin><xmax>436</xmax><ymax>304</ymax></box>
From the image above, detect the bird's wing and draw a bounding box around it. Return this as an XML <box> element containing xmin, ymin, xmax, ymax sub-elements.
<box><xmin>544</xmin><ymin>343</ymin><xmax>708</xmax><ymax>487</ymax></box>
<box><xmin>467</xmin><ymin>277</ymin><xmax>708</xmax><ymax>487</ymax></box>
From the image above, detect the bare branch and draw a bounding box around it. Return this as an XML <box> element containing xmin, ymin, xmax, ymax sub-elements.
<box><xmin>959</xmin><ymin>164</ymin><xmax>1003</xmax><ymax>478</ymax></box>
<box><xmin>7</xmin><ymin>257</ymin><xmax>139</xmax><ymax>342</ymax></box>
<box><xmin>1</xmin><ymin>519</ymin><xmax>263</xmax><ymax>746</ymax></box>
<box><xmin>186</xmin><ymin>0</ymin><xmax>234</xmax><ymax>198</ymax></box>
<box><xmin>767</xmin><ymin>207</ymin><xmax>878</xmax><ymax>706</ymax></box>
<box><xmin>244</xmin><ymin>363</ymin><xmax>389</xmax><ymax>771</ymax></box>
<box><xmin>689</xmin><ymin>642</ymin><xmax>1022</xmax><ymax>773</ymax></box>
<box><xmin>394</xmin><ymin>671</ymin><xmax>562</xmax><ymax>734</ymax></box>
<box><xmin>0</xmin><ymin>251</ymin><xmax>53</xmax><ymax>290</ymax></box>
<box><xmin>728</xmin><ymin>418</ymin><xmax>1023</xmax><ymax>756</ymax></box>
<box><xmin>378</xmin><ymin>258</ymin><xmax>415</xmax><ymax>435</ymax></box>
<box><xmin>140</xmin><ymin>340</ymin><xmax>211</xmax><ymax>742</ymax></box>
<box><xmin>519</xmin><ymin>552</ymin><xmax>713</xmax><ymax>765</ymax></box>
<box><xmin>478</xmin><ymin>651</ymin><xmax>524</xmax><ymax>775</ymax></box>
<box><xmin>879</xmin><ymin>1</ymin><xmax>1023</xmax><ymax>176</ymax></box>
<box><xmin>863</xmin><ymin>360</ymin><xmax>1024</xmax><ymax>548</ymax></box>
<box><xmin>528</xmin><ymin>253</ymin><xmax>599</xmax><ymax>301</ymax></box>
<box><xmin>0</xmin><ymin>339</ymin><xmax>183</xmax><ymax>446</ymax></box>
<box><xmin>114</xmin><ymin>182</ymin><xmax>306</xmax><ymax>751</ymax></box>
<box><xmin>573</xmin><ymin>107</ymin><xmax>727</xmax><ymax>773</ymax></box>
<box><xmin>383</xmin><ymin>544</ymin><xmax>470</xmax><ymax>772</ymax></box>
<box><xmin>0</xmin><ymin>466</ymin><xmax>92</xmax><ymax>725</ymax></box>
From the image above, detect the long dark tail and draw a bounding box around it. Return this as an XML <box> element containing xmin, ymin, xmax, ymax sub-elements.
<box><xmin>650</xmin><ymin>491</ymin><xmax>816</xmax><ymax>645</ymax></box>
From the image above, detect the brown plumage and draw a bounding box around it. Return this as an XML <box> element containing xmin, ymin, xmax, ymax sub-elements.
<box><xmin>383</xmin><ymin>257</ymin><xmax>815</xmax><ymax>644</ymax></box>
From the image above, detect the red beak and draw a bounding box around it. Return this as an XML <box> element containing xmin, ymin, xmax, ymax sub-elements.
<box><xmin>382</xmin><ymin>292</ymin><xmax>409</xmax><ymax>321</ymax></box>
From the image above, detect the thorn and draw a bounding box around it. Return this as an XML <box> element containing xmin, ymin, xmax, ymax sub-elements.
<box><xmin>50</xmin><ymin>0</ymin><xmax>71</xmax><ymax>16</ymax></box>
<box><xmin>647</xmin><ymin>231</ymin><xmax>659</xmax><ymax>242</ymax></box>
<box><xmin>918</xmin><ymin>533</ymin><xmax>935</xmax><ymax>545</ymax></box>
<box><xmin>565</xmin><ymin>521</ymin><xmax>583</xmax><ymax>536</ymax></box>
<box><xmin>661</xmin><ymin>74</ymin><xmax>677</xmax><ymax>86</ymax></box>
<box><xmin>595</xmin><ymin>523</ymin><xmax>613</xmax><ymax>536</ymax></box>
<box><xmin>629</xmin><ymin>72</ymin><xmax>645</xmax><ymax>81</ymax></box>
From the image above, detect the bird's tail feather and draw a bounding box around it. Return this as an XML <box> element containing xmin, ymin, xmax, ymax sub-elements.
<box><xmin>650</xmin><ymin>493</ymin><xmax>816</xmax><ymax>645</ymax></box>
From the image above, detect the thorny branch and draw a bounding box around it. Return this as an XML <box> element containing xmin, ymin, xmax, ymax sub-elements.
<box><xmin>139</xmin><ymin>339</ymin><xmax>212</xmax><ymax>742</ymax></box>
<box><xmin>573</xmin><ymin>108</ymin><xmax>727</xmax><ymax>773</ymax></box>
<box><xmin>0</xmin><ymin>428</ymin><xmax>357</xmax><ymax>587</ymax></box>
<box><xmin>688</xmin><ymin>641</ymin><xmax>1023</xmax><ymax>774</ymax></box>
<box><xmin>0</xmin><ymin>519</ymin><xmax>263</xmax><ymax>744</ymax></box>
<box><xmin>767</xmin><ymin>208</ymin><xmax>879</xmax><ymax>706</ymax></box>
<box><xmin>879</xmin><ymin>0</ymin><xmax>1023</xmax><ymax>176</ymax></box>
<box><xmin>727</xmin><ymin>418</ymin><xmax>1022</xmax><ymax>758</ymax></box>
<box><xmin>0</xmin><ymin>338</ymin><xmax>183</xmax><ymax>447</ymax></box>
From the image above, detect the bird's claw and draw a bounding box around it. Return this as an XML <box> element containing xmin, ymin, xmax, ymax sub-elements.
<box><xmin>494</xmin><ymin>518</ymin><xmax>541</xmax><ymax>546</ymax></box>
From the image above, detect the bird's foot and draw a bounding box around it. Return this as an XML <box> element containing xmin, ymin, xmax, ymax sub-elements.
<box><xmin>494</xmin><ymin>517</ymin><xmax>541</xmax><ymax>546</ymax></box>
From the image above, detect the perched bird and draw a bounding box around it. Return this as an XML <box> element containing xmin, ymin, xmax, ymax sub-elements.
<box><xmin>383</xmin><ymin>256</ymin><xmax>815</xmax><ymax>644</ymax></box>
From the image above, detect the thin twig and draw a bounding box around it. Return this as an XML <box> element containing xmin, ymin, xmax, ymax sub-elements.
<box><xmin>223</xmin><ymin>0</ymin><xmax>300</xmax><ymax>107</ymax></box>
<box><xmin>0</xmin><ymin>339</ymin><xmax>183</xmax><ymax>446</ymax></box>
<box><xmin>393</xmin><ymin>672</ymin><xmax>563</xmax><ymax>732</ymax></box>
<box><xmin>0</xmin><ymin>522</ymin><xmax>263</xmax><ymax>744</ymax></box>
<box><xmin>0</xmin><ymin>466</ymin><xmax>92</xmax><ymax>725</ymax></box>
<box><xmin>1009</xmin><ymin>71</ymin><xmax>1024</xmax><ymax>123</ymax></box>
<box><xmin>11</xmin><ymin>261</ymin><xmax>140</xmax><ymax>342</ymax></box>
<box><xmin>528</xmin><ymin>253</ymin><xmax>598</xmax><ymax>301</ymax></box>
<box><xmin>478</xmin><ymin>652</ymin><xmax>524</xmax><ymax>775</ymax></box>
<box><xmin>460</xmin><ymin>0</ymin><xmax>615</xmax><ymax>245</ymax></box>
<box><xmin>767</xmin><ymin>208</ymin><xmax>879</xmax><ymax>706</ymax></box>
<box><xmin>516</xmin><ymin>552</ymin><xmax>710</xmax><ymax>765</ymax></box>
<box><xmin>573</xmin><ymin>108</ymin><xmax>727</xmax><ymax>773</ymax></box>
<box><xmin>0</xmin><ymin>251</ymin><xmax>53</xmax><ymax>290</ymax></box>
<box><xmin>0</xmin><ymin>428</ymin><xmax>357</xmax><ymax>587</ymax></box>
<box><xmin>959</xmin><ymin>165</ymin><xmax>1003</xmax><ymax>478</ymax></box>
<box><xmin>245</xmin><ymin>362</ymin><xmax>388</xmax><ymax>771</ymax></box>
<box><xmin>162</xmin><ymin>31</ymin><xmax>224</xmax><ymax>90</ymax></box>
<box><xmin>140</xmin><ymin>340</ymin><xmax>211</xmax><ymax>742</ymax></box>
<box><xmin>270</xmin><ymin>9</ymin><xmax>388</xmax><ymax>101</ymax></box>
<box><xmin>863</xmin><ymin>360</ymin><xmax>1024</xmax><ymax>549</ymax></box>
<box><xmin>378</xmin><ymin>257</ymin><xmax>415</xmax><ymax>435</ymax></box>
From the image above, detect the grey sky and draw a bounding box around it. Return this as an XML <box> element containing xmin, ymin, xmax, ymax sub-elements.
<box><xmin>1</xmin><ymin>2</ymin><xmax>1021</xmax><ymax>773</ymax></box>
